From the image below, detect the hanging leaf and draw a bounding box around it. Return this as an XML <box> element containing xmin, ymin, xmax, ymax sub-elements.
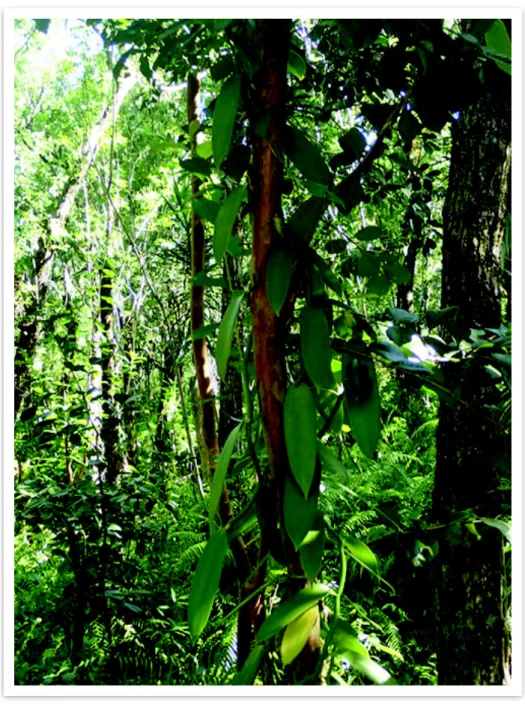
<box><xmin>267</xmin><ymin>246</ymin><xmax>294</xmax><ymax>315</ymax></box>
<box><xmin>196</xmin><ymin>139</ymin><xmax>213</xmax><ymax>159</ymax></box>
<box><xmin>213</xmin><ymin>185</ymin><xmax>246</xmax><ymax>264</ymax></box>
<box><xmin>188</xmin><ymin>530</ymin><xmax>229</xmax><ymax>642</ymax></box>
<box><xmin>212</xmin><ymin>75</ymin><xmax>241</xmax><ymax>167</ymax></box>
<box><xmin>281</xmin><ymin>605</ymin><xmax>319</xmax><ymax>665</ymax></box>
<box><xmin>284</xmin><ymin>384</ymin><xmax>317</xmax><ymax>497</ymax></box>
<box><xmin>208</xmin><ymin>424</ymin><xmax>241</xmax><ymax>523</ymax></box>
<box><xmin>344</xmin><ymin>650</ymin><xmax>394</xmax><ymax>685</ymax></box>
<box><xmin>288</xmin><ymin>197</ymin><xmax>325</xmax><ymax>244</ymax></box>
<box><xmin>333</xmin><ymin>620</ymin><xmax>369</xmax><ymax>658</ymax></box>
<box><xmin>34</xmin><ymin>19</ymin><xmax>51</xmax><ymax>34</ymax></box>
<box><xmin>317</xmin><ymin>441</ymin><xmax>350</xmax><ymax>482</ymax></box>
<box><xmin>234</xmin><ymin>645</ymin><xmax>265</xmax><ymax>684</ymax></box>
<box><xmin>287</xmin><ymin>50</ymin><xmax>306</xmax><ymax>79</ymax></box>
<box><xmin>342</xmin><ymin>353</ymin><xmax>381</xmax><ymax>459</ymax></box>
<box><xmin>284</xmin><ymin>475</ymin><xmax>318</xmax><ymax>549</ymax></box>
<box><xmin>310</xmin><ymin>250</ymin><xmax>343</xmax><ymax>296</ymax></box>
<box><xmin>355</xmin><ymin>225</ymin><xmax>382</xmax><ymax>241</ymax></box>
<box><xmin>344</xmin><ymin>534</ymin><xmax>379</xmax><ymax>574</ymax></box>
<box><xmin>284</xmin><ymin>125</ymin><xmax>332</xmax><ymax>186</ymax></box>
<box><xmin>256</xmin><ymin>584</ymin><xmax>329</xmax><ymax>643</ymax></box>
<box><xmin>215</xmin><ymin>290</ymin><xmax>244</xmax><ymax>381</ymax></box>
<box><xmin>299</xmin><ymin>513</ymin><xmax>325</xmax><ymax>582</ymax></box>
<box><xmin>300</xmin><ymin>307</ymin><xmax>335</xmax><ymax>389</ymax></box>
<box><xmin>193</xmin><ymin>198</ymin><xmax>220</xmax><ymax>224</ymax></box>
<box><xmin>480</xmin><ymin>517</ymin><xmax>512</xmax><ymax>543</ymax></box>
<box><xmin>180</xmin><ymin>157</ymin><xmax>211</xmax><ymax>177</ymax></box>
<box><xmin>338</xmin><ymin>127</ymin><xmax>366</xmax><ymax>160</ymax></box>
<box><xmin>485</xmin><ymin>20</ymin><xmax>511</xmax><ymax>75</ymax></box>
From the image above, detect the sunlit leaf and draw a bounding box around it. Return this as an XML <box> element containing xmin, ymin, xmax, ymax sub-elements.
<box><xmin>287</xmin><ymin>49</ymin><xmax>306</xmax><ymax>79</ymax></box>
<box><xmin>281</xmin><ymin>605</ymin><xmax>319</xmax><ymax>665</ymax></box>
<box><xmin>256</xmin><ymin>584</ymin><xmax>329</xmax><ymax>643</ymax></box>
<box><xmin>188</xmin><ymin>530</ymin><xmax>228</xmax><ymax>642</ymax></box>
<box><xmin>208</xmin><ymin>424</ymin><xmax>241</xmax><ymax>522</ymax></box>
<box><xmin>234</xmin><ymin>645</ymin><xmax>265</xmax><ymax>684</ymax></box>
<box><xmin>215</xmin><ymin>290</ymin><xmax>244</xmax><ymax>381</ymax></box>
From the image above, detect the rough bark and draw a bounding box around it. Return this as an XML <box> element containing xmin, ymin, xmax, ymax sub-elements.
<box><xmin>250</xmin><ymin>20</ymin><xmax>320</xmax><ymax>680</ymax></box>
<box><xmin>432</xmin><ymin>56</ymin><xmax>511</xmax><ymax>685</ymax></box>
<box><xmin>14</xmin><ymin>74</ymin><xmax>136</xmax><ymax>419</ymax></box>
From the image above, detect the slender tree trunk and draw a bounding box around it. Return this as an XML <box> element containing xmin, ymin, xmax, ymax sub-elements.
<box><xmin>14</xmin><ymin>75</ymin><xmax>136</xmax><ymax>419</ymax></box>
<box><xmin>250</xmin><ymin>20</ymin><xmax>320</xmax><ymax>680</ymax></box>
<box><xmin>432</xmin><ymin>57</ymin><xmax>511</xmax><ymax>685</ymax></box>
<box><xmin>187</xmin><ymin>72</ymin><xmax>253</xmax><ymax>667</ymax></box>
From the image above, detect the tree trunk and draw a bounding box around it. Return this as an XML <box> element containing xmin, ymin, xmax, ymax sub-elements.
<box><xmin>250</xmin><ymin>19</ymin><xmax>320</xmax><ymax>680</ymax></box>
<box><xmin>432</xmin><ymin>56</ymin><xmax>511</xmax><ymax>685</ymax></box>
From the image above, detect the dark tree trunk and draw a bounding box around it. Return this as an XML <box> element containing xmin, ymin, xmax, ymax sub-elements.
<box><xmin>432</xmin><ymin>55</ymin><xmax>511</xmax><ymax>685</ymax></box>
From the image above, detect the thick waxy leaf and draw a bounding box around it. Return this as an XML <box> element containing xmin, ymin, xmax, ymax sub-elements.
<box><xmin>342</xmin><ymin>354</ymin><xmax>381</xmax><ymax>459</ymax></box>
<box><xmin>338</xmin><ymin>127</ymin><xmax>366</xmax><ymax>160</ymax></box>
<box><xmin>192</xmin><ymin>198</ymin><xmax>220</xmax><ymax>224</ymax></box>
<box><xmin>234</xmin><ymin>645</ymin><xmax>265</xmax><ymax>684</ymax></box>
<box><xmin>213</xmin><ymin>186</ymin><xmax>246</xmax><ymax>264</ymax></box>
<box><xmin>284</xmin><ymin>125</ymin><xmax>332</xmax><ymax>186</ymax></box>
<box><xmin>310</xmin><ymin>250</ymin><xmax>342</xmax><ymax>296</ymax></box>
<box><xmin>300</xmin><ymin>306</ymin><xmax>335</xmax><ymax>389</ymax></box>
<box><xmin>485</xmin><ymin>20</ymin><xmax>511</xmax><ymax>75</ymax></box>
<box><xmin>344</xmin><ymin>651</ymin><xmax>394</xmax><ymax>685</ymax></box>
<box><xmin>480</xmin><ymin>517</ymin><xmax>512</xmax><ymax>543</ymax></box>
<box><xmin>281</xmin><ymin>605</ymin><xmax>319</xmax><ymax>665</ymax></box>
<box><xmin>288</xmin><ymin>197</ymin><xmax>325</xmax><ymax>244</ymax></box>
<box><xmin>287</xmin><ymin>50</ymin><xmax>306</xmax><ymax>79</ymax></box>
<box><xmin>212</xmin><ymin>75</ymin><xmax>241</xmax><ymax>167</ymax></box>
<box><xmin>215</xmin><ymin>290</ymin><xmax>244</xmax><ymax>381</ymax></box>
<box><xmin>196</xmin><ymin>139</ymin><xmax>213</xmax><ymax>159</ymax></box>
<box><xmin>284</xmin><ymin>475</ymin><xmax>318</xmax><ymax>549</ymax></box>
<box><xmin>299</xmin><ymin>513</ymin><xmax>325</xmax><ymax>582</ymax></box>
<box><xmin>317</xmin><ymin>441</ymin><xmax>350</xmax><ymax>482</ymax></box>
<box><xmin>256</xmin><ymin>584</ymin><xmax>329</xmax><ymax>643</ymax></box>
<box><xmin>180</xmin><ymin>157</ymin><xmax>211</xmax><ymax>177</ymax></box>
<box><xmin>267</xmin><ymin>246</ymin><xmax>294</xmax><ymax>315</ymax></box>
<box><xmin>284</xmin><ymin>384</ymin><xmax>317</xmax><ymax>497</ymax></box>
<box><xmin>333</xmin><ymin>620</ymin><xmax>369</xmax><ymax>658</ymax></box>
<box><xmin>208</xmin><ymin>424</ymin><xmax>241</xmax><ymax>522</ymax></box>
<box><xmin>355</xmin><ymin>225</ymin><xmax>382</xmax><ymax>241</ymax></box>
<box><xmin>344</xmin><ymin>534</ymin><xmax>379</xmax><ymax>574</ymax></box>
<box><xmin>188</xmin><ymin>530</ymin><xmax>228</xmax><ymax>642</ymax></box>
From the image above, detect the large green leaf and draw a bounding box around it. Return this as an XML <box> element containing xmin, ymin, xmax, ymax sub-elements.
<box><xmin>284</xmin><ymin>475</ymin><xmax>318</xmax><ymax>549</ymax></box>
<box><xmin>288</xmin><ymin>197</ymin><xmax>325</xmax><ymax>244</ymax></box>
<box><xmin>287</xmin><ymin>50</ymin><xmax>306</xmax><ymax>79</ymax></box>
<box><xmin>299</xmin><ymin>512</ymin><xmax>325</xmax><ymax>582</ymax></box>
<box><xmin>310</xmin><ymin>250</ymin><xmax>342</xmax><ymax>296</ymax></box>
<box><xmin>256</xmin><ymin>584</ymin><xmax>329</xmax><ymax>643</ymax></box>
<box><xmin>213</xmin><ymin>186</ymin><xmax>246</xmax><ymax>264</ymax></box>
<box><xmin>267</xmin><ymin>245</ymin><xmax>294</xmax><ymax>315</ymax></box>
<box><xmin>215</xmin><ymin>290</ymin><xmax>244</xmax><ymax>381</ymax></box>
<box><xmin>234</xmin><ymin>645</ymin><xmax>265</xmax><ymax>684</ymax></box>
<box><xmin>284</xmin><ymin>384</ymin><xmax>317</xmax><ymax>497</ymax></box>
<box><xmin>281</xmin><ymin>605</ymin><xmax>318</xmax><ymax>665</ymax></box>
<box><xmin>485</xmin><ymin>20</ymin><xmax>511</xmax><ymax>75</ymax></box>
<box><xmin>212</xmin><ymin>75</ymin><xmax>241</xmax><ymax>167</ymax></box>
<box><xmin>343</xmin><ymin>650</ymin><xmax>394</xmax><ymax>685</ymax></box>
<box><xmin>208</xmin><ymin>424</ymin><xmax>241</xmax><ymax>522</ymax></box>
<box><xmin>188</xmin><ymin>530</ymin><xmax>229</xmax><ymax>642</ymax></box>
<box><xmin>180</xmin><ymin>157</ymin><xmax>211</xmax><ymax>177</ymax></box>
<box><xmin>300</xmin><ymin>306</ymin><xmax>335</xmax><ymax>389</ymax></box>
<box><xmin>284</xmin><ymin>125</ymin><xmax>332</xmax><ymax>186</ymax></box>
<box><xmin>480</xmin><ymin>516</ymin><xmax>512</xmax><ymax>543</ymax></box>
<box><xmin>355</xmin><ymin>225</ymin><xmax>382</xmax><ymax>241</ymax></box>
<box><xmin>193</xmin><ymin>198</ymin><xmax>220</xmax><ymax>224</ymax></box>
<box><xmin>333</xmin><ymin>620</ymin><xmax>368</xmax><ymax>658</ymax></box>
<box><xmin>317</xmin><ymin>441</ymin><xmax>350</xmax><ymax>482</ymax></box>
<box><xmin>342</xmin><ymin>353</ymin><xmax>381</xmax><ymax>458</ymax></box>
<box><xmin>344</xmin><ymin>534</ymin><xmax>379</xmax><ymax>574</ymax></box>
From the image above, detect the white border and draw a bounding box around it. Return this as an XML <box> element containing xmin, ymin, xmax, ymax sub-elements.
<box><xmin>3</xmin><ymin>3</ymin><xmax>523</xmax><ymax>700</ymax></box>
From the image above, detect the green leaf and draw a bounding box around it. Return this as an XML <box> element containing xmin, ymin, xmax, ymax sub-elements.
<box><xmin>180</xmin><ymin>157</ymin><xmax>211</xmax><ymax>177</ymax></box>
<box><xmin>333</xmin><ymin>620</ymin><xmax>369</xmax><ymax>658</ymax></box>
<box><xmin>208</xmin><ymin>424</ymin><xmax>241</xmax><ymax>523</ymax></box>
<box><xmin>284</xmin><ymin>384</ymin><xmax>317</xmax><ymax>497</ymax></box>
<box><xmin>300</xmin><ymin>306</ymin><xmax>335</xmax><ymax>389</ymax></box>
<box><xmin>281</xmin><ymin>605</ymin><xmax>318</xmax><ymax>665</ymax></box>
<box><xmin>188</xmin><ymin>530</ymin><xmax>229</xmax><ymax>642</ymax></box>
<box><xmin>34</xmin><ymin>19</ymin><xmax>50</xmax><ymax>34</ymax></box>
<box><xmin>344</xmin><ymin>650</ymin><xmax>394</xmax><ymax>685</ymax></box>
<box><xmin>213</xmin><ymin>186</ymin><xmax>246</xmax><ymax>264</ymax></box>
<box><xmin>342</xmin><ymin>354</ymin><xmax>381</xmax><ymax>459</ymax></box>
<box><xmin>193</xmin><ymin>198</ymin><xmax>220</xmax><ymax>224</ymax></box>
<box><xmin>288</xmin><ymin>197</ymin><xmax>325</xmax><ymax>244</ymax></box>
<box><xmin>317</xmin><ymin>441</ymin><xmax>349</xmax><ymax>482</ymax></box>
<box><xmin>215</xmin><ymin>290</ymin><xmax>244</xmax><ymax>381</ymax></box>
<box><xmin>196</xmin><ymin>139</ymin><xmax>213</xmax><ymax>159</ymax></box>
<box><xmin>267</xmin><ymin>246</ymin><xmax>294</xmax><ymax>315</ymax></box>
<box><xmin>287</xmin><ymin>50</ymin><xmax>306</xmax><ymax>79</ymax></box>
<box><xmin>284</xmin><ymin>126</ymin><xmax>332</xmax><ymax>186</ymax></box>
<box><xmin>234</xmin><ymin>645</ymin><xmax>265</xmax><ymax>684</ymax></box>
<box><xmin>384</xmin><ymin>262</ymin><xmax>411</xmax><ymax>285</ymax></box>
<box><xmin>344</xmin><ymin>534</ymin><xmax>379</xmax><ymax>574</ymax></box>
<box><xmin>212</xmin><ymin>75</ymin><xmax>241</xmax><ymax>167</ymax></box>
<box><xmin>299</xmin><ymin>513</ymin><xmax>325</xmax><ymax>582</ymax></box>
<box><xmin>480</xmin><ymin>517</ymin><xmax>511</xmax><ymax>543</ymax></box>
<box><xmin>338</xmin><ymin>127</ymin><xmax>366</xmax><ymax>160</ymax></box>
<box><xmin>256</xmin><ymin>584</ymin><xmax>329</xmax><ymax>643</ymax></box>
<box><xmin>284</xmin><ymin>475</ymin><xmax>318</xmax><ymax>549</ymax></box>
<box><xmin>355</xmin><ymin>226</ymin><xmax>382</xmax><ymax>241</ymax></box>
<box><xmin>390</xmin><ymin>307</ymin><xmax>418</xmax><ymax>324</ymax></box>
<box><xmin>485</xmin><ymin>20</ymin><xmax>511</xmax><ymax>75</ymax></box>
<box><xmin>310</xmin><ymin>250</ymin><xmax>342</xmax><ymax>296</ymax></box>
